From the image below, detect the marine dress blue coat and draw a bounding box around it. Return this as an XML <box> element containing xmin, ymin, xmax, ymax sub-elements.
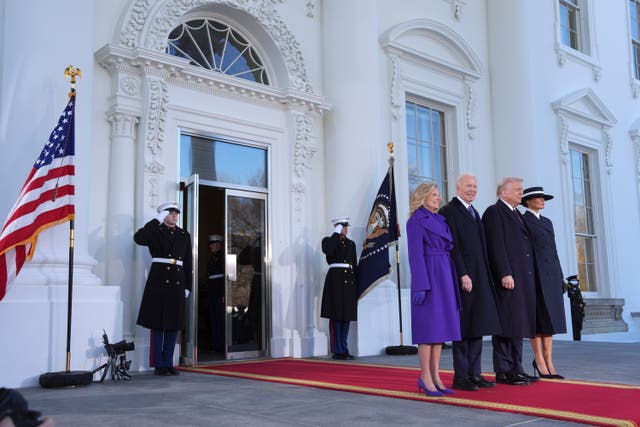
<box><xmin>407</xmin><ymin>207</ymin><xmax>461</xmax><ymax>344</ymax></box>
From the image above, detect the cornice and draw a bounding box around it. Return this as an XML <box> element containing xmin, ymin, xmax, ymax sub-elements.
<box><xmin>95</xmin><ymin>44</ymin><xmax>330</xmax><ymax>112</ymax></box>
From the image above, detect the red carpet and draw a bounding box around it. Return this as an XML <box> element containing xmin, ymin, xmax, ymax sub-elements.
<box><xmin>180</xmin><ymin>358</ymin><xmax>640</xmax><ymax>426</ymax></box>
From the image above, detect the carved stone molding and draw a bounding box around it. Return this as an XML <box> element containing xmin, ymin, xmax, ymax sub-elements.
<box><xmin>306</xmin><ymin>0</ymin><xmax>316</xmax><ymax>18</ymax></box>
<box><xmin>630</xmin><ymin>128</ymin><xmax>640</xmax><ymax>184</ymax></box>
<box><xmin>293</xmin><ymin>113</ymin><xmax>316</xmax><ymax>178</ymax></box>
<box><xmin>145</xmin><ymin>159</ymin><xmax>166</xmax><ymax>175</ymax></box>
<box><xmin>145</xmin><ymin>78</ymin><xmax>168</xmax><ymax>160</ymax></box>
<box><xmin>148</xmin><ymin>176</ymin><xmax>159</xmax><ymax>210</ymax></box>
<box><xmin>442</xmin><ymin>0</ymin><xmax>466</xmax><ymax>20</ymax></box>
<box><xmin>602</xmin><ymin>126</ymin><xmax>613</xmax><ymax>174</ymax></box>
<box><xmin>389</xmin><ymin>55</ymin><xmax>402</xmax><ymax>120</ymax></box>
<box><xmin>118</xmin><ymin>0</ymin><xmax>314</xmax><ymax>93</ymax></box>
<box><xmin>463</xmin><ymin>77</ymin><xmax>477</xmax><ymax>140</ymax></box>
<box><xmin>558</xmin><ymin>112</ymin><xmax>569</xmax><ymax>163</ymax></box>
<box><xmin>107</xmin><ymin>112</ymin><xmax>139</xmax><ymax>138</ymax></box>
<box><xmin>632</xmin><ymin>81</ymin><xmax>640</xmax><ymax>99</ymax></box>
<box><xmin>291</xmin><ymin>181</ymin><xmax>304</xmax><ymax>222</ymax></box>
<box><xmin>120</xmin><ymin>76</ymin><xmax>140</xmax><ymax>96</ymax></box>
<box><xmin>555</xmin><ymin>46</ymin><xmax>602</xmax><ymax>83</ymax></box>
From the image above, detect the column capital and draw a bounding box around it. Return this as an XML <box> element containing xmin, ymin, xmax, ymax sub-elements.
<box><xmin>107</xmin><ymin>111</ymin><xmax>139</xmax><ymax>138</ymax></box>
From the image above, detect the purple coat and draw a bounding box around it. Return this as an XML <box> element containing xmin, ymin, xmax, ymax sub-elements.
<box><xmin>407</xmin><ymin>207</ymin><xmax>461</xmax><ymax>344</ymax></box>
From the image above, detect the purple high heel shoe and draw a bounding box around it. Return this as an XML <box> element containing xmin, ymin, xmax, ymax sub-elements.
<box><xmin>417</xmin><ymin>377</ymin><xmax>444</xmax><ymax>397</ymax></box>
<box><xmin>436</xmin><ymin>385</ymin><xmax>455</xmax><ymax>395</ymax></box>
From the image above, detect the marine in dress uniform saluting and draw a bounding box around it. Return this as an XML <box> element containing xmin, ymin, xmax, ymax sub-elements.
<box><xmin>320</xmin><ymin>217</ymin><xmax>358</xmax><ymax>360</ymax></box>
<box><xmin>135</xmin><ymin>201</ymin><xmax>193</xmax><ymax>376</ymax></box>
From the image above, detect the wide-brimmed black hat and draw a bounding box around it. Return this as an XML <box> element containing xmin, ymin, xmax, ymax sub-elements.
<box><xmin>522</xmin><ymin>186</ymin><xmax>554</xmax><ymax>203</ymax></box>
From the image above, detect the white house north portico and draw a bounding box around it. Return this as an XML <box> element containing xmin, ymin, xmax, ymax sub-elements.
<box><xmin>0</xmin><ymin>0</ymin><xmax>638</xmax><ymax>387</ymax></box>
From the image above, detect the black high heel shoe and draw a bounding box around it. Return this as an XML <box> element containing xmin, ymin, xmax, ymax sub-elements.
<box><xmin>532</xmin><ymin>361</ymin><xmax>554</xmax><ymax>379</ymax></box>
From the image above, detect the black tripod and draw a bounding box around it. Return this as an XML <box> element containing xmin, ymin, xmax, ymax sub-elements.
<box><xmin>92</xmin><ymin>331</ymin><xmax>134</xmax><ymax>382</ymax></box>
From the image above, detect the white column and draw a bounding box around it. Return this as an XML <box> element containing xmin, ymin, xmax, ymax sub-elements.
<box><xmin>106</xmin><ymin>112</ymin><xmax>139</xmax><ymax>337</ymax></box>
<box><xmin>322</xmin><ymin>0</ymin><xmax>383</xmax><ymax>221</ymax></box>
<box><xmin>486</xmin><ymin>0</ymin><xmax>539</xmax><ymax>179</ymax></box>
<box><xmin>322</xmin><ymin>0</ymin><xmax>385</xmax><ymax>356</ymax></box>
<box><xmin>0</xmin><ymin>0</ymin><xmax>122</xmax><ymax>388</ymax></box>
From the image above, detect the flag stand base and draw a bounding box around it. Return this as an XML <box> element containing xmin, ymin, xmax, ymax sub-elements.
<box><xmin>385</xmin><ymin>345</ymin><xmax>418</xmax><ymax>356</ymax></box>
<box><xmin>39</xmin><ymin>371</ymin><xmax>92</xmax><ymax>388</ymax></box>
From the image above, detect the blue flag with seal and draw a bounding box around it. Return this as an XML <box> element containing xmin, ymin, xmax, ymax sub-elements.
<box><xmin>357</xmin><ymin>164</ymin><xmax>399</xmax><ymax>298</ymax></box>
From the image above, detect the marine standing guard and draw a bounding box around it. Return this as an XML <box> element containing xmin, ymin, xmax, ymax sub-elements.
<box><xmin>321</xmin><ymin>217</ymin><xmax>358</xmax><ymax>360</ymax></box>
<box><xmin>135</xmin><ymin>201</ymin><xmax>193</xmax><ymax>376</ymax></box>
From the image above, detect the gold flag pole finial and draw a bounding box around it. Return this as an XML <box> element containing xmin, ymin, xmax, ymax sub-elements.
<box><xmin>387</xmin><ymin>141</ymin><xmax>394</xmax><ymax>157</ymax></box>
<box><xmin>64</xmin><ymin>65</ymin><xmax>82</xmax><ymax>97</ymax></box>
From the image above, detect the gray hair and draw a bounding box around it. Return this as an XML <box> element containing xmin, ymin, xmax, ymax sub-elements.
<box><xmin>496</xmin><ymin>177</ymin><xmax>523</xmax><ymax>197</ymax></box>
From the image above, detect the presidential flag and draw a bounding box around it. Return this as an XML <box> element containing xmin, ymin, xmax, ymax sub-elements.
<box><xmin>0</xmin><ymin>93</ymin><xmax>76</xmax><ymax>301</ymax></box>
<box><xmin>357</xmin><ymin>164</ymin><xmax>399</xmax><ymax>298</ymax></box>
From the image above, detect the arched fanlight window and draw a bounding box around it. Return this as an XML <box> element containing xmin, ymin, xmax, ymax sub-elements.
<box><xmin>167</xmin><ymin>19</ymin><xmax>269</xmax><ymax>85</ymax></box>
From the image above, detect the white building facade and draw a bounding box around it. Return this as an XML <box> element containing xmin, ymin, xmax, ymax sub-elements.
<box><xmin>0</xmin><ymin>0</ymin><xmax>638</xmax><ymax>387</ymax></box>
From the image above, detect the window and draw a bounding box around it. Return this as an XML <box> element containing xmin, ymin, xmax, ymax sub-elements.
<box><xmin>405</xmin><ymin>99</ymin><xmax>448</xmax><ymax>199</ymax></box>
<box><xmin>167</xmin><ymin>19</ymin><xmax>269</xmax><ymax>85</ymax></box>
<box><xmin>630</xmin><ymin>0</ymin><xmax>640</xmax><ymax>80</ymax></box>
<box><xmin>559</xmin><ymin>0</ymin><xmax>580</xmax><ymax>50</ymax></box>
<box><xmin>570</xmin><ymin>148</ymin><xmax>597</xmax><ymax>292</ymax></box>
<box><xmin>180</xmin><ymin>134</ymin><xmax>268</xmax><ymax>189</ymax></box>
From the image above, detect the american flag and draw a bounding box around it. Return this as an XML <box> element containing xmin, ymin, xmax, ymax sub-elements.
<box><xmin>0</xmin><ymin>93</ymin><xmax>76</xmax><ymax>301</ymax></box>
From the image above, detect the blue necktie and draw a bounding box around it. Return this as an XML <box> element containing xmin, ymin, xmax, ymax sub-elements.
<box><xmin>468</xmin><ymin>205</ymin><xmax>476</xmax><ymax>220</ymax></box>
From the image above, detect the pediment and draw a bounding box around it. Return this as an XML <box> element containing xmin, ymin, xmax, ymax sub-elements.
<box><xmin>381</xmin><ymin>19</ymin><xmax>483</xmax><ymax>79</ymax></box>
<box><xmin>552</xmin><ymin>88</ymin><xmax>616</xmax><ymax>127</ymax></box>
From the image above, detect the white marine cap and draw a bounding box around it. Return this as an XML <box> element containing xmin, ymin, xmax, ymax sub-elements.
<box><xmin>156</xmin><ymin>201</ymin><xmax>181</xmax><ymax>214</ymax></box>
<box><xmin>208</xmin><ymin>234</ymin><xmax>223</xmax><ymax>242</ymax></box>
<box><xmin>331</xmin><ymin>217</ymin><xmax>350</xmax><ymax>226</ymax></box>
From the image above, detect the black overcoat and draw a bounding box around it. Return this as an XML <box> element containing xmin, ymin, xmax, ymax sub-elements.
<box><xmin>320</xmin><ymin>233</ymin><xmax>358</xmax><ymax>321</ymax></box>
<box><xmin>439</xmin><ymin>198</ymin><xmax>502</xmax><ymax>338</ymax></box>
<box><xmin>135</xmin><ymin>219</ymin><xmax>193</xmax><ymax>330</ymax></box>
<box><xmin>481</xmin><ymin>200</ymin><xmax>536</xmax><ymax>338</ymax></box>
<box><xmin>522</xmin><ymin>211</ymin><xmax>567</xmax><ymax>334</ymax></box>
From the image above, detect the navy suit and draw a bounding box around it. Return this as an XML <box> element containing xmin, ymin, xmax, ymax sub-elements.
<box><xmin>482</xmin><ymin>200</ymin><xmax>536</xmax><ymax>375</ymax></box>
<box><xmin>440</xmin><ymin>198</ymin><xmax>501</xmax><ymax>380</ymax></box>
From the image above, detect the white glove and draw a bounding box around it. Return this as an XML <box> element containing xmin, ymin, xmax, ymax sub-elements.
<box><xmin>184</xmin><ymin>289</ymin><xmax>191</xmax><ymax>298</ymax></box>
<box><xmin>155</xmin><ymin>210</ymin><xmax>169</xmax><ymax>224</ymax></box>
<box><xmin>334</xmin><ymin>224</ymin><xmax>343</xmax><ymax>234</ymax></box>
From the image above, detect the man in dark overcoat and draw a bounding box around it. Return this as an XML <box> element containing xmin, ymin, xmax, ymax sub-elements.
<box><xmin>135</xmin><ymin>201</ymin><xmax>193</xmax><ymax>376</ymax></box>
<box><xmin>482</xmin><ymin>177</ymin><xmax>537</xmax><ymax>385</ymax></box>
<box><xmin>439</xmin><ymin>174</ymin><xmax>502</xmax><ymax>391</ymax></box>
<box><xmin>321</xmin><ymin>217</ymin><xmax>358</xmax><ymax>360</ymax></box>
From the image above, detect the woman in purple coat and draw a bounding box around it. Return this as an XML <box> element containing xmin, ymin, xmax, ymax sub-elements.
<box><xmin>407</xmin><ymin>183</ymin><xmax>461</xmax><ymax>397</ymax></box>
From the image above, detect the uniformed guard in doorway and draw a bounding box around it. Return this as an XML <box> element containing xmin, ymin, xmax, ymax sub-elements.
<box><xmin>321</xmin><ymin>217</ymin><xmax>358</xmax><ymax>360</ymax></box>
<box><xmin>207</xmin><ymin>234</ymin><xmax>225</xmax><ymax>351</ymax></box>
<box><xmin>135</xmin><ymin>201</ymin><xmax>193</xmax><ymax>376</ymax></box>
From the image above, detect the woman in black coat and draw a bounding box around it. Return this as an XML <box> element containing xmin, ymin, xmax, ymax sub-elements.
<box><xmin>521</xmin><ymin>187</ymin><xmax>567</xmax><ymax>379</ymax></box>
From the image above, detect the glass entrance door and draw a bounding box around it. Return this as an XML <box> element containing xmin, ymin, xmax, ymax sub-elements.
<box><xmin>225</xmin><ymin>189</ymin><xmax>266</xmax><ymax>358</ymax></box>
<box><xmin>181</xmin><ymin>174</ymin><xmax>199</xmax><ymax>366</ymax></box>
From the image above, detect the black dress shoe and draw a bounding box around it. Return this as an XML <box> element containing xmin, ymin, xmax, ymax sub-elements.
<box><xmin>154</xmin><ymin>367</ymin><xmax>170</xmax><ymax>376</ymax></box>
<box><xmin>331</xmin><ymin>353</ymin><xmax>347</xmax><ymax>360</ymax></box>
<box><xmin>521</xmin><ymin>373</ymin><xmax>539</xmax><ymax>383</ymax></box>
<box><xmin>343</xmin><ymin>353</ymin><xmax>355</xmax><ymax>360</ymax></box>
<box><xmin>469</xmin><ymin>375</ymin><xmax>495</xmax><ymax>388</ymax></box>
<box><xmin>167</xmin><ymin>367</ymin><xmax>180</xmax><ymax>376</ymax></box>
<box><xmin>495</xmin><ymin>372</ymin><xmax>528</xmax><ymax>385</ymax></box>
<box><xmin>452</xmin><ymin>376</ymin><xmax>479</xmax><ymax>391</ymax></box>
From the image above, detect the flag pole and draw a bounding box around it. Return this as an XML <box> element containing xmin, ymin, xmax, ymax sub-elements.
<box><xmin>384</xmin><ymin>142</ymin><xmax>417</xmax><ymax>356</ymax></box>
<box><xmin>39</xmin><ymin>66</ymin><xmax>92</xmax><ymax>388</ymax></box>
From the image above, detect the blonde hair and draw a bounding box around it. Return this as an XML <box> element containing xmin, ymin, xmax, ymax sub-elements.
<box><xmin>409</xmin><ymin>182</ymin><xmax>437</xmax><ymax>216</ymax></box>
